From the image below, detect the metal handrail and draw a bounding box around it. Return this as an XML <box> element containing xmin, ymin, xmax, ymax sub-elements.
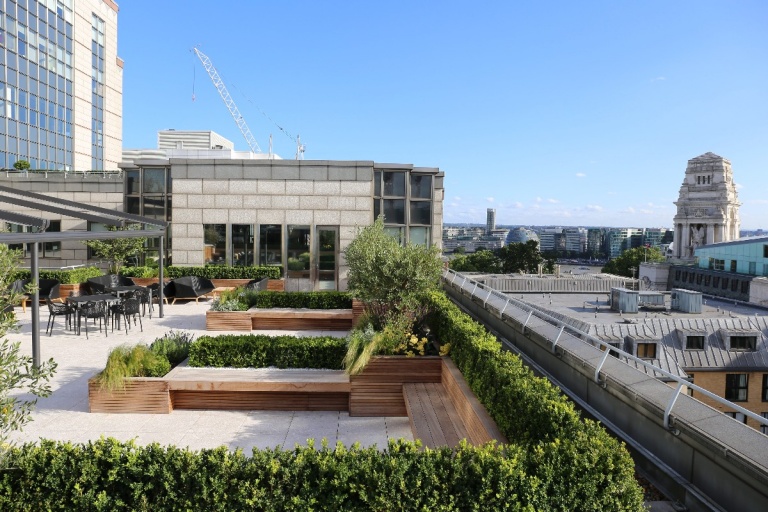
<box><xmin>442</xmin><ymin>268</ymin><xmax>768</xmax><ymax>430</ymax></box>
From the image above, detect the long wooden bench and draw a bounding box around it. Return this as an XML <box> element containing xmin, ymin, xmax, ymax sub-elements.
<box><xmin>166</xmin><ymin>367</ymin><xmax>351</xmax><ymax>411</ymax></box>
<box><xmin>206</xmin><ymin>308</ymin><xmax>355</xmax><ymax>331</ymax></box>
<box><xmin>403</xmin><ymin>358</ymin><xmax>507</xmax><ymax>448</ymax></box>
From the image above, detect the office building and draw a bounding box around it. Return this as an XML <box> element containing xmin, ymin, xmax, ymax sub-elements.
<box><xmin>486</xmin><ymin>208</ymin><xmax>495</xmax><ymax>234</ymax></box>
<box><xmin>0</xmin><ymin>0</ymin><xmax>122</xmax><ymax>171</ymax></box>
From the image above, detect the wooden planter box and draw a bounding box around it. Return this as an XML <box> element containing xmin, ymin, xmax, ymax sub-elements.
<box><xmin>206</xmin><ymin>310</ymin><xmax>253</xmax><ymax>331</ymax></box>
<box><xmin>88</xmin><ymin>378</ymin><xmax>172</xmax><ymax>414</ymax></box>
<box><xmin>206</xmin><ymin>308</ymin><xmax>354</xmax><ymax>331</ymax></box>
<box><xmin>58</xmin><ymin>283</ymin><xmax>82</xmax><ymax>297</ymax></box>
<box><xmin>349</xmin><ymin>356</ymin><xmax>442</xmax><ymax>417</ymax></box>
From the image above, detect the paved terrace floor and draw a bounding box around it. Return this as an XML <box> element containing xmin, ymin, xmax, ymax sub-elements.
<box><xmin>6</xmin><ymin>301</ymin><xmax>413</xmax><ymax>452</ymax></box>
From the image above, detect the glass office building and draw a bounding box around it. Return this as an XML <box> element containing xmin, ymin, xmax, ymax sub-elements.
<box><xmin>0</xmin><ymin>0</ymin><xmax>122</xmax><ymax>171</ymax></box>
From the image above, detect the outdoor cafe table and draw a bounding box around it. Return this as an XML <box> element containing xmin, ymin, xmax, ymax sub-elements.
<box><xmin>66</xmin><ymin>294</ymin><xmax>119</xmax><ymax>335</ymax></box>
<box><xmin>105</xmin><ymin>285</ymin><xmax>146</xmax><ymax>297</ymax></box>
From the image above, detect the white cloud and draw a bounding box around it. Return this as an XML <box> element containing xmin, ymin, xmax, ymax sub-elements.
<box><xmin>536</xmin><ymin>197</ymin><xmax>543</xmax><ymax>203</ymax></box>
<box><xmin>586</xmin><ymin>204</ymin><xmax>603</xmax><ymax>211</ymax></box>
<box><xmin>639</xmin><ymin>209</ymin><xmax>653</xmax><ymax>215</ymax></box>
<box><xmin>651</xmin><ymin>76</ymin><xmax>666</xmax><ymax>82</ymax></box>
<box><xmin>487</xmin><ymin>197</ymin><xmax>495</xmax><ymax>203</ymax></box>
<box><xmin>575</xmin><ymin>172</ymin><xmax>586</xmax><ymax>178</ymax></box>
<box><xmin>624</xmin><ymin>207</ymin><xmax>636</xmax><ymax>214</ymax></box>
<box><xmin>513</xmin><ymin>202</ymin><xmax>524</xmax><ymax>209</ymax></box>
<box><xmin>547</xmin><ymin>198</ymin><xmax>559</xmax><ymax>204</ymax></box>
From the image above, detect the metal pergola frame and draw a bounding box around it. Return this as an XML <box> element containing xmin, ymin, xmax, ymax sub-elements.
<box><xmin>0</xmin><ymin>186</ymin><xmax>169</xmax><ymax>367</ymax></box>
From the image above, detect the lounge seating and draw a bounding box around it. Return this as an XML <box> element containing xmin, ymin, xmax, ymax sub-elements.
<box><xmin>20</xmin><ymin>279</ymin><xmax>61</xmax><ymax>312</ymax></box>
<box><xmin>168</xmin><ymin>276</ymin><xmax>215</xmax><ymax>304</ymax></box>
<box><xmin>86</xmin><ymin>274</ymin><xmax>136</xmax><ymax>294</ymax></box>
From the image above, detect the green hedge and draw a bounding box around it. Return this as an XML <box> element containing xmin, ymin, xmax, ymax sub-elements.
<box><xmin>0</xmin><ymin>438</ymin><xmax>555</xmax><ymax>511</ymax></box>
<box><xmin>246</xmin><ymin>290</ymin><xmax>352</xmax><ymax>309</ymax></box>
<box><xmin>189</xmin><ymin>334</ymin><xmax>347</xmax><ymax>369</ymax></box>
<box><xmin>425</xmin><ymin>291</ymin><xmax>644</xmax><ymax>510</ymax></box>
<box><xmin>12</xmin><ymin>266</ymin><xmax>103</xmax><ymax>284</ymax></box>
<box><xmin>119</xmin><ymin>265</ymin><xmax>283</xmax><ymax>279</ymax></box>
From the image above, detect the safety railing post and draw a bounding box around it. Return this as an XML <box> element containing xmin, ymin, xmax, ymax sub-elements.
<box><xmin>664</xmin><ymin>382</ymin><xmax>685</xmax><ymax>432</ymax></box>
<box><xmin>552</xmin><ymin>325</ymin><xmax>565</xmax><ymax>353</ymax></box>
<box><xmin>594</xmin><ymin>349</ymin><xmax>611</xmax><ymax>385</ymax></box>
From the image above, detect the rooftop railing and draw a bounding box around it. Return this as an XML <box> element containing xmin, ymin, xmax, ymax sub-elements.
<box><xmin>2</xmin><ymin>169</ymin><xmax>123</xmax><ymax>179</ymax></box>
<box><xmin>443</xmin><ymin>268</ymin><xmax>768</xmax><ymax>433</ymax></box>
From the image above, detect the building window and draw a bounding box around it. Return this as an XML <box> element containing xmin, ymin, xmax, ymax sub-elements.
<box><xmin>763</xmin><ymin>374</ymin><xmax>768</xmax><ymax>402</ymax></box>
<box><xmin>686</xmin><ymin>335</ymin><xmax>705</xmax><ymax>350</ymax></box>
<box><xmin>749</xmin><ymin>261</ymin><xmax>757</xmax><ymax>275</ymax></box>
<box><xmin>259</xmin><ymin>224</ymin><xmax>282</xmax><ymax>268</ymax></box>
<box><xmin>713</xmin><ymin>259</ymin><xmax>724</xmax><ymax>271</ymax></box>
<box><xmin>286</xmin><ymin>225</ymin><xmax>310</xmax><ymax>278</ymax></box>
<box><xmin>687</xmin><ymin>373</ymin><xmax>694</xmax><ymax>397</ymax></box>
<box><xmin>725</xmin><ymin>412</ymin><xmax>747</xmax><ymax>424</ymax></box>
<box><xmin>675</xmin><ymin>270</ymin><xmax>681</xmax><ymax>280</ymax></box>
<box><xmin>722</xmin><ymin>278</ymin><xmax>729</xmax><ymax>290</ymax></box>
<box><xmin>761</xmin><ymin>413</ymin><xmax>768</xmax><ymax>435</ymax></box>
<box><xmin>730</xmin><ymin>260</ymin><xmax>737</xmax><ymax>272</ymax></box>
<box><xmin>231</xmin><ymin>224</ymin><xmax>254</xmax><ymax>266</ymax></box>
<box><xmin>741</xmin><ymin>281</ymin><xmax>749</xmax><ymax>294</ymax></box>
<box><xmin>713</xmin><ymin>276</ymin><xmax>720</xmax><ymax>288</ymax></box>
<box><xmin>43</xmin><ymin>220</ymin><xmax>60</xmax><ymax>256</ymax></box>
<box><xmin>203</xmin><ymin>224</ymin><xmax>226</xmax><ymax>265</ymax></box>
<box><xmin>764</xmin><ymin>245</ymin><xmax>768</xmax><ymax>258</ymax></box>
<box><xmin>704</xmin><ymin>275</ymin><xmax>711</xmax><ymax>287</ymax></box>
<box><xmin>730</xmin><ymin>336</ymin><xmax>757</xmax><ymax>351</ymax></box>
<box><xmin>731</xmin><ymin>279</ymin><xmax>739</xmax><ymax>292</ymax></box>
<box><xmin>636</xmin><ymin>343</ymin><xmax>657</xmax><ymax>359</ymax></box>
<box><xmin>725</xmin><ymin>374</ymin><xmax>748</xmax><ymax>402</ymax></box>
<box><xmin>696</xmin><ymin>273</ymin><xmax>702</xmax><ymax>285</ymax></box>
<box><xmin>409</xmin><ymin>226</ymin><xmax>430</xmax><ymax>246</ymax></box>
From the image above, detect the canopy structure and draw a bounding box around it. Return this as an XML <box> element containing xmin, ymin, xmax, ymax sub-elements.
<box><xmin>0</xmin><ymin>185</ymin><xmax>169</xmax><ymax>366</ymax></box>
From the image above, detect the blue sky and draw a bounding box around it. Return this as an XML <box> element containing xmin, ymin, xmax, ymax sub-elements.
<box><xmin>119</xmin><ymin>1</ymin><xmax>768</xmax><ymax>229</ymax></box>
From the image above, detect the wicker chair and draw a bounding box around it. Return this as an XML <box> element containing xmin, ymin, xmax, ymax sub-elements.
<box><xmin>45</xmin><ymin>297</ymin><xmax>75</xmax><ymax>336</ymax></box>
<box><xmin>111</xmin><ymin>297</ymin><xmax>143</xmax><ymax>334</ymax></box>
<box><xmin>77</xmin><ymin>301</ymin><xmax>108</xmax><ymax>339</ymax></box>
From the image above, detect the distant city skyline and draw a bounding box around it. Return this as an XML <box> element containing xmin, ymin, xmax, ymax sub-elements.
<box><xmin>118</xmin><ymin>1</ymin><xmax>767</xmax><ymax>229</ymax></box>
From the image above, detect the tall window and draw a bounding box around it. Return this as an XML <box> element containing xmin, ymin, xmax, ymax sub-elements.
<box><xmin>762</xmin><ymin>374</ymin><xmax>768</xmax><ymax>402</ymax></box>
<box><xmin>725</xmin><ymin>374</ymin><xmax>748</xmax><ymax>402</ymax></box>
<box><xmin>286</xmin><ymin>225</ymin><xmax>310</xmax><ymax>278</ymax></box>
<box><xmin>636</xmin><ymin>343</ymin><xmax>656</xmax><ymax>359</ymax></box>
<box><xmin>686</xmin><ymin>336</ymin><xmax>705</xmax><ymax>350</ymax></box>
<box><xmin>259</xmin><ymin>224</ymin><xmax>282</xmax><ymax>268</ymax></box>
<box><xmin>43</xmin><ymin>219</ymin><xmax>60</xmax><ymax>256</ymax></box>
<box><xmin>91</xmin><ymin>14</ymin><xmax>105</xmax><ymax>169</ymax></box>
<box><xmin>231</xmin><ymin>224</ymin><xmax>254</xmax><ymax>266</ymax></box>
<box><xmin>373</xmin><ymin>170</ymin><xmax>433</xmax><ymax>246</ymax></box>
<box><xmin>203</xmin><ymin>224</ymin><xmax>226</xmax><ymax>265</ymax></box>
<box><xmin>125</xmin><ymin>167</ymin><xmax>172</xmax><ymax>265</ymax></box>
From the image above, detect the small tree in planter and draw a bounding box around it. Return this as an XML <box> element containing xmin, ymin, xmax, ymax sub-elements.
<box><xmin>83</xmin><ymin>225</ymin><xmax>146</xmax><ymax>274</ymax></box>
<box><xmin>342</xmin><ymin>217</ymin><xmax>443</xmax><ymax>373</ymax></box>
<box><xmin>12</xmin><ymin>160</ymin><xmax>31</xmax><ymax>171</ymax></box>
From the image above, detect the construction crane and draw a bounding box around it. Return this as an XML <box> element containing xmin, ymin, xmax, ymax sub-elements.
<box><xmin>192</xmin><ymin>47</ymin><xmax>262</xmax><ymax>154</ymax></box>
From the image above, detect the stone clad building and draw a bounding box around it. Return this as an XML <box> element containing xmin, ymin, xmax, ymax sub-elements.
<box><xmin>672</xmin><ymin>152</ymin><xmax>740</xmax><ymax>260</ymax></box>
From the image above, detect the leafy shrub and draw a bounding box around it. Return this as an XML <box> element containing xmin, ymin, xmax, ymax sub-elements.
<box><xmin>95</xmin><ymin>344</ymin><xmax>171</xmax><ymax>391</ymax></box>
<box><xmin>189</xmin><ymin>334</ymin><xmax>347</xmax><ymax>369</ymax></box>
<box><xmin>119</xmin><ymin>266</ymin><xmax>158</xmax><ymax>278</ymax></box>
<box><xmin>150</xmin><ymin>330</ymin><xmax>194</xmax><ymax>366</ymax></box>
<box><xmin>424</xmin><ymin>290</ymin><xmax>644</xmax><ymax>509</ymax></box>
<box><xmin>165</xmin><ymin>265</ymin><xmax>282</xmax><ymax>280</ymax></box>
<box><xmin>209</xmin><ymin>298</ymin><xmax>249</xmax><ymax>312</ymax></box>
<box><xmin>247</xmin><ymin>290</ymin><xmax>352</xmax><ymax>309</ymax></box>
<box><xmin>12</xmin><ymin>266</ymin><xmax>103</xmax><ymax>284</ymax></box>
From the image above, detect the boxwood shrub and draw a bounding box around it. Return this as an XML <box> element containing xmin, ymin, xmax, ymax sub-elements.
<box><xmin>425</xmin><ymin>290</ymin><xmax>644</xmax><ymax>510</ymax></box>
<box><xmin>12</xmin><ymin>266</ymin><xmax>103</xmax><ymax>284</ymax></box>
<box><xmin>119</xmin><ymin>265</ymin><xmax>283</xmax><ymax>280</ymax></box>
<box><xmin>246</xmin><ymin>290</ymin><xmax>352</xmax><ymax>309</ymax></box>
<box><xmin>0</xmin><ymin>438</ymin><xmax>563</xmax><ymax>511</ymax></box>
<box><xmin>189</xmin><ymin>334</ymin><xmax>346</xmax><ymax>369</ymax></box>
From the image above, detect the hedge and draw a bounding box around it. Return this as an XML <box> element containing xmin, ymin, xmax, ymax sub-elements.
<box><xmin>246</xmin><ymin>290</ymin><xmax>352</xmax><ymax>309</ymax></box>
<box><xmin>118</xmin><ymin>265</ymin><xmax>283</xmax><ymax>280</ymax></box>
<box><xmin>12</xmin><ymin>266</ymin><xmax>103</xmax><ymax>284</ymax></box>
<box><xmin>425</xmin><ymin>291</ymin><xmax>644</xmax><ymax>510</ymax></box>
<box><xmin>189</xmin><ymin>334</ymin><xmax>347</xmax><ymax>369</ymax></box>
<box><xmin>0</xmin><ymin>438</ymin><xmax>551</xmax><ymax>511</ymax></box>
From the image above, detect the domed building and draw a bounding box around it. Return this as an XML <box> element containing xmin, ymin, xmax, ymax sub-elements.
<box><xmin>506</xmin><ymin>227</ymin><xmax>539</xmax><ymax>245</ymax></box>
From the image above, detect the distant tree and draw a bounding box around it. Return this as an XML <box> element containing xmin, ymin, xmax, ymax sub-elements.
<box><xmin>602</xmin><ymin>246</ymin><xmax>665</xmax><ymax>277</ymax></box>
<box><xmin>12</xmin><ymin>160</ymin><xmax>30</xmax><ymax>171</ymax></box>
<box><xmin>449</xmin><ymin>250</ymin><xmax>503</xmax><ymax>273</ymax></box>
<box><xmin>499</xmin><ymin>240</ymin><xmax>548</xmax><ymax>274</ymax></box>
<box><xmin>453</xmin><ymin>246</ymin><xmax>466</xmax><ymax>255</ymax></box>
<box><xmin>83</xmin><ymin>225</ymin><xmax>146</xmax><ymax>274</ymax></box>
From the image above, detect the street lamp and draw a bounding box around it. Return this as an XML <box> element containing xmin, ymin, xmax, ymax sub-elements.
<box><xmin>629</xmin><ymin>266</ymin><xmax>637</xmax><ymax>290</ymax></box>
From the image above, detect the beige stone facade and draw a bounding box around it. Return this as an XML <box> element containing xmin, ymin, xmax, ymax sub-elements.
<box><xmin>672</xmin><ymin>153</ymin><xmax>740</xmax><ymax>260</ymax></box>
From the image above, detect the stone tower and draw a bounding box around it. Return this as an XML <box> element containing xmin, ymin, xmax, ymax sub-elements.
<box><xmin>672</xmin><ymin>152</ymin><xmax>740</xmax><ymax>259</ymax></box>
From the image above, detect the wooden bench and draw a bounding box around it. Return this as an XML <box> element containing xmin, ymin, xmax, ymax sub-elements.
<box><xmin>166</xmin><ymin>367</ymin><xmax>351</xmax><ymax>411</ymax></box>
<box><xmin>403</xmin><ymin>358</ymin><xmax>507</xmax><ymax>448</ymax></box>
<box><xmin>249</xmin><ymin>308</ymin><xmax>354</xmax><ymax>330</ymax></box>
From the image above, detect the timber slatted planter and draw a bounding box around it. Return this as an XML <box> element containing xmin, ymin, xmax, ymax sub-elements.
<box><xmin>349</xmin><ymin>356</ymin><xmax>442</xmax><ymax>417</ymax></box>
<box><xmin>88</xmin><ymin>378</ymin><xmax>172</xmax><ymax>414</ymax></box>
<box><xmin>206</xmin><ymin>308</ymin><xmax>355</xmax><ymax>331</ymax></box>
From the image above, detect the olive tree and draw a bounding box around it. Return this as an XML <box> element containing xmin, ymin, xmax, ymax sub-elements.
<box><xmin>0</xmin><ymin>243</ymin><xmax>57</xmax><ymax>467</ymax></box>
<box><xmin>344</xmin><ymin>217</ymin><xmax>443</xmax><ymax>327</ymax></box>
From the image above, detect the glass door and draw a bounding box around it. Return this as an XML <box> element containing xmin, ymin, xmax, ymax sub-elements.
<box><xmin>316</xmin><ymin>226</ymin><xmax>338</xmax><ymax>291</ymax></box>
